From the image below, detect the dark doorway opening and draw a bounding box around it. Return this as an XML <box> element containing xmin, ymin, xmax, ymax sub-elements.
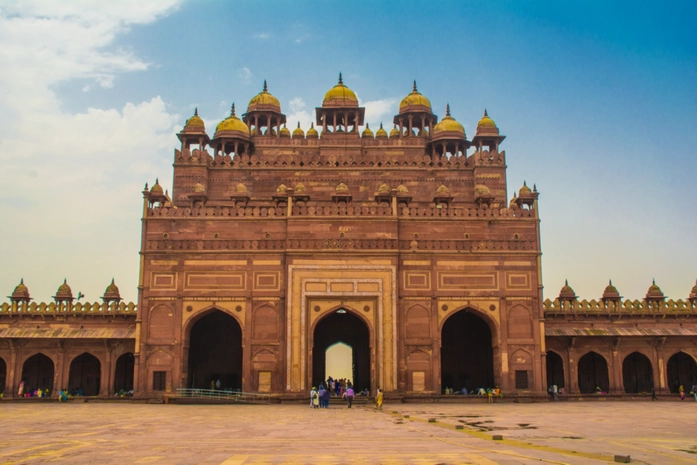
<box><xmin>441</xmin><ymin>310</ymin><xmax>493</xmax><ymax>393</ymax></box>
<box><xmin>577</xmin><ymin>351</ymin><xmax>609</xmax><ymax>394</ymax></box>
<box><xmin>313</xmin><ymin>310</ymin><xmax>370</xmax><ymax>392</ymax></box>
<box><xmin>546</xmin><ymin>351</ymin><xmax>565</xmax><ymax>388</ymax></box>
<box><xmin>667</xmin><ymin>351</ymin><xmax>697</xmax><ymax>393</ymax></box>
<box><xmin>113</xmin><ymin>352</ymin><xmax>135</xmax><ymax>393</ymax></box>
<box><xmin>188</xmin><ymin>310</ymin><xmax>242</xmax><ymax>390</ymax></box>
<box><xmin>68</xmin><ymin>353</ymin><xmax>101</xmax><ymax>396</ymax></box>
<box><xmin>22</xmin><ymin>353</ymin><xmax>54</xmax><ymax>393</ymax></box>
<box><xmin>622</xmin><ymin>352</ymin><xmax>653</xmax><ymax>393</ymax></box>
<box><xmin>0</xmin><ymin>357</ymin><xmax>6</xmax><ymax>393</ymax></box>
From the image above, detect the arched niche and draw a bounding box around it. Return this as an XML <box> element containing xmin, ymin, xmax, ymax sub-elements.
<box><xmin>577</xmin><ymin>351</ymin><xmax>609</xmax><ymax>394</ymax></box>
<box><xmin>68</xmin><ymin>352</ymin><xmax>101</xmax><ymax>396</ymax></box>
<box><xmin>440</xmin><ymin>310</ymin><xmax>494</xmax><ymax>392</ymax></box>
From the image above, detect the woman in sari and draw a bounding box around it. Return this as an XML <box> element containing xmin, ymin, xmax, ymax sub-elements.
<box><xmin>375</xmin><ymin>388</ymin><xmax>383</xmax><ymax>410</ymax></box>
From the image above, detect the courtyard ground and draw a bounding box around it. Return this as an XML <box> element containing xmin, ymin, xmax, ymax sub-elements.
<box><xmin>0</xmin><ymin>401</ymin><xmax>695</xmax><ymax>464</ymax></box>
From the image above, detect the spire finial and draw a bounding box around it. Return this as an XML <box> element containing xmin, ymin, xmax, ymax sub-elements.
<box><xmin>338</xmin><ymin>72</ymin><xmax>343</xmax><ymax>85</ymax></box>
<box><xmin>653</xmin><ymin>278</ymin><xmax>656</xmax><ymax>285</ymax></box>
<box><xmin>111</xmin><ymin>278</ymin><xmax>115</xmax><ymax>284</ymax></box>
<box><xmin>64</xmin><ymin>278</ymin><xmax>67</xmax><ymax>284</ymax></box>
<box><xmin>484</xmin><ymin>108</ymin><xmax>488</xmax><ymax>117</ymax></box>
<box><xmin>366</xmin><ymin>123</ymin><xmax>369</xmax><ymax>129</ymax></box>
<box><xmin>310</xmin><ymin>122</ymin><xmax>314</xmax><ymax>128</ymax></box>
<box><xmin>20</xmin><ymin>278</ymin><xmax>24</xmax><ymax>284</ymax></box>
<box><xmin>533</xmin><ymin>184</ymin><xmax>537</xmax><ymax>192</ymax></box>
<box><xmin>379</xmin><ymin>122</ymin><xmax>383</xmax><ymax>129</ymax></box>
<box><xmin>446</xmin><ymin>104</ymin><xmax>451</xmax><ymax>116</ymax></box>
<box><xmin>155</xmin><ymin>178</ymin><xmax>159</xmax><ymax>185</ymax></box>
<box><xmin>231</xmin><ymin>103</ymin><xmax>236</xmax><ymax>116</ymax></box>
<box><xmin>194</xmin><ymin>107</ymin><xmax>198</xmax><ymax>116</ymax></box>
<box><xmin>523</xmin><ymin>180</ymin><xmax>527</xmax><ymax>187</ymax></box>
<box><xmin>263</xmin><ymin>79</ymin><xmax>268</xmax><ymax>92</ymax></box>
<box><xmin>609</xmin><ymin>279</ymin><xmax>613</xmax><ymax>285</ymax></box>
<box><xmin>413</xmin><ymin>80</ymin><xmax>417</xmax><ymax>92</ymax></box>
<box><xmin>297</xmin><ymin>121</ymin><xmax>300</xmax><ymax>128</ymax></box>
<box><xmin>565</xmin><ymin>279</ymin><xmax>569</xmax><ymax>285</ymax></box>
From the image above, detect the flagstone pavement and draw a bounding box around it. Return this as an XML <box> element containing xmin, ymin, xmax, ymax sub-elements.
<box><xmin>1</xmin><ymin>400</ymin><xmax>696</xmax><ymax>464</ymax></box>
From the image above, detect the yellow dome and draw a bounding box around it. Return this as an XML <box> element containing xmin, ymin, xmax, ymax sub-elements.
<box><xmin>378</xmin><ymin>183</ymin><xmax>390</xmax><ymax>193</ymax></box>
<box><xmin>559</xmin><ymin>280</ymin><xmax>576</xmax><ymax>299</ymax></box>
<box><xmin>336</xmin><ymin>181</ymin><xmax>349</xmax><ymax>193</ymax></box>
<box><xmin>11</xmin><ymin>278</ymin><xmax>30</xmax><ymax>300</ymax></box>
<box><xmin>306</xmin><ymin>122</ymin><xmax>319</xmax><ymax>138</ymax></box>
<box><xmin>295</xmin><ymin>183</ymin><xmax>306</xmax><ymax>193</ymax></box>
<box><xmin>279</xmin><ymin>124</ymin><xmax>290</xmax><ymax>137</ymax></box>
<box><xmin>375</xmin><ymin>123</ymin><xmax>387</xmax><ymax>138</ymax></box>
<box><xmin>323</xmin><ymin>73</ymin><xmax>358</xmax><ymax>107</ymax></box>
<box><xmin>433</xmin><ymin>105</ymin><xmax>465</xmax><ymax>135</ymax></box>
<box><xmin>103</xmin><ymin>279</ymin><xmax>121</xmax><ymax>300</ymax></box>
<box><xmin>183</xmin><ymin>108</ymin><xmax>205</xmax><ymax>132</ymax></box>
<box><xmin>477</xmin><ymin>109</ymin><xmax>497</xmax><ymax>129</ymax></box>
<box><xmin>292</xmin><ymin>122</ymin><xmax>305</xmax><ymax>138</ymax></box>
<box><xmin>55</xmin><ymin>279</ymin><xmax>73</xmax><ymax>297</ymax></box>
<box><xmin>436</xmin><ymin>184</ymin><xmax>450</xmax><ymax>194</ymax></box>
<box><xmin>362</xmin><ymin>123</ymin><xmax>374</xmax><ymax>138</ymax></box>
<box><xmin>277</xmin><ymin>183</ymin><xmax>287</xmax><ymax>192</ymax></box>
<box><xmin>234</xmin><ymin>183</ymin><xmax>248</xmax><ymax>193</ymax></box>
<box><xmin>396</xmin><ymin>184</ymin><xmax>409</xmax><ymax>194</ymax></box>
<box><xmin>519</xmin><ymin>181</ymin><xmax>532</xmax><ymax>195</ymax></box>
<box><xmin>602</xmin><ymin>280</ymin><xmax>620</xmax><ymax>300</ymax></box>
<box><xmin>247</xmin><ymin>80</ymin><xmax>281</xmax><ymax>113</ymax></box>
<box><xmin>389</xmin><ymin>125</ymin><xmax>400</xmax><ymax>138</ymax></box>
<box><xmin>150</xmin><ymin>178</ymin><xmax>163</xmax><ymax>195</ymax></box>
<box><xmin>646</xmin><ymin>279</ymin><xmax>664</xmax><ymax>298</ymax></box>
<box><xmin>474</xmin><ymin>185</ymin><xmax>491</xmax><ymax>195</ymax></box>
<box><xmin>215</xmin><ymin>104</ymin><xmax>251</xmax><ymax>136</ymax></box>
<box><xmin>193</xmin><ymin>183</ymin><xmax>205</xmax><ymax>193</ymax></box>
<box><xmin>399</xmin><ymin>81</ymin><xmax>432</xmax><ymax>113</ymax></box>
<box><xmin>509</xmin><ymin>193</ymin><xmax>518</xmax><ymax>207</ymax></box>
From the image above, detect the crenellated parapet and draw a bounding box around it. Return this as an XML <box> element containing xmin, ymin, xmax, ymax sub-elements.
<box><xmin>544</xmin><ymin>297</ymin><xmax>697</xmax><ymax>314</ymax></box>
<box><xmin>0</xmin><ymin>300</ymin><xmax>137</xmax><ymax>317</ymax></box>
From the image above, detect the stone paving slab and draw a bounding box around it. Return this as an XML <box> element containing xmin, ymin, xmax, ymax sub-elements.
<box><xmin>0</xmin><ymin>401</ymin><xmax>695</xmax><ymax>464</ymax></box>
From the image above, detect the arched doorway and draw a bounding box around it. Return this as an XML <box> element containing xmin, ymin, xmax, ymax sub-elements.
<box><xmin>68</xmin><ymin>353</ymin><xmax>101</xmax><ymax>396</ymax></box>
<box><xmin>577</xmin><ymin>351</ymin><xmax>609</xmax><ymax>394</ymax></box>
<box><xmin>546</xmin><ymin>351</ymin><xmax>564</xmax><ymax>389</ymax></box>
<box><xmin>441</xmin><ymin>310</ymin><xmax>494</xmax><ymax>392</ymax></box>
<box><xmin>113</xmin><ymin>352</ymin><xmax>135</xmax><ymax>394</ymax></box>
<box><xmin>667</xmin><ymin>352</ymin><xmax>697</xmax><ymax>393</ymax></box>
<box><xmin>188</xmin><ymin>310</ymin><xmax>242</xmax><ymax>390</ymax></box>
<box><xmin>622</xmin><ymin>352</ymin><xmax>653</xmax><ymax>393</ymax></box>
<box><xmin>312</xmin><ymin>309</ymin><xmax>370</xmax><ymax>392</ymax></box>
<box><xmin>0</xmin><ymin>357</ymin><xmax>6</xmax><ymax>394</ymax></box>
<box><xmin>21</xmin><ymin>353</ymin><xmax>54</xmax><ymax>393</ymax></box>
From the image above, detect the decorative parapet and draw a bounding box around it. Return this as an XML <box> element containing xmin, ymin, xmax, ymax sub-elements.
<box><xmin>0</xmin><ymin>301</ymin><xmax>137</xmax><ymax>316</ymax></box>
<box><xmin>543</xmin><ymin>298</ymin><xmax>697</xmax><ymax>314</ymax></box>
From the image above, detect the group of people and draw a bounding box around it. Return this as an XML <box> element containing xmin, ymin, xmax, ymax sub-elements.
<box><xmin>678</xmin><ymin>384</ymin><xmax>697</xmax><ymax>401</ymax></box>
<box><xmin>443</xmin><ymin>386</ymin><xmax>504</xmax><ymax>402</ymax></box>
<box><xmin>309</xmin><ymin>376</ymin><xmax>384</xmax><ymax>409</ymax></box>
<box><xmin>17</xmin><ymin>381</ymin><xmax>50</xmax><ymax>398</ymax></box>
<box><xmin>548</xmin><ymin>384</ymin><xmax>566</xmax><ymax>400</ymax></box>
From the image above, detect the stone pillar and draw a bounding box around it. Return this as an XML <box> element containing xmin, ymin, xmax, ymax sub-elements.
<box><xmin>568</xmin><ymin>339</ymin><xmax>579</xmax><ymax>394</ymax></box>
<box><xmin>54</xmin><ymin>343</ymin><xmax>67</xmax><ymax>399</ymax></box>
<box><xmin>100</xmin><ymin>342</ymin><xmax>112</xmax><ymax>397</ymax></box>
<box><xmin>7</xmin><ymin>340</ymin><xmax>18</xmax><ymax>399</ymax></box>
<box><xmin>610</xmin><ymin>338</ymin><xmax>622</xmax><ymax>394</ymax></box>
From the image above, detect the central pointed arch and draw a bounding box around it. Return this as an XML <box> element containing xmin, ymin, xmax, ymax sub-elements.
<box><xmin>187</xmin><ymin>309</ymin><xmax>243</xmax><ymax>390</ymax></box>
<box><xmin>312</xmin><ymin>308</ymin><xmax>371</xmax><ymax>392</ymax></box>
<box><xmin>68</xmin><ymin>352</ymin><xmax>101</xmax><ymax>396</ymax></box>
<box><xmin>21</xmin><ymin>353</ymin><xmax>54</xmax><ymax>393</ymax></box>
<box><xmin>578</xmin><ymin>351</ymin><xmax>609</xmax><ymax>394</ymax></box>
<box><xmin>622</xmin><ymin>351</ymin><xmax>653</xmax><ymax>393</ymax></box>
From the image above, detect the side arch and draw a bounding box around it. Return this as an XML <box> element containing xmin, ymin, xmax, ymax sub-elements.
<box><xmin>622</xmin><ymin>351</ymin><xmax>653</xmax><ymax>393</ymax></box>
<box><xmin>666</xmin><ymin>351</ymin><xmax>697</xmax><ymax>393</ymax></box>
<box><xmin>68</xmin><ymin>352</ymin><xmax>101</xmax><ymax>396</ymax></box>
<box><xmin>577</xmin><ymin>351</ymin><xmax>609</xmax><ymax>394</ymax></box>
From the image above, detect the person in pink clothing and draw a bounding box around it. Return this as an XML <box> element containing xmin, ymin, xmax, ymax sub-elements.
<box><xmin>345</xmin><ymin>385</ymin><xmax>355</xmax><ymax>408</ymax></box>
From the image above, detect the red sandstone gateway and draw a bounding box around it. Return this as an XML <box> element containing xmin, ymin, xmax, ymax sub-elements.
<box><xmin>1</xmin><ymin>77</ymin><xmax>696</xmax><ymax>400</ymax></box>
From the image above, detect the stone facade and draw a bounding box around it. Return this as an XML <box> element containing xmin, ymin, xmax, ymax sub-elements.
<box><xmin>1</xmin><ymin>77</ymin><xmax>695</xmax><ymax>399</ymax></box>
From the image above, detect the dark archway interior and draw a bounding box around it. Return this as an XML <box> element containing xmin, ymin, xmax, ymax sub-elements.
<box><xmin>441</xmin><ymin>311</ymin><xmax>493</xmax><ymax>392</ymax></box>
<box><xmin>0</xmin><ymin>357</ymin><xmax>6</xmax><ymax>393</ymax></box>
<box><xmin>578</xmin><ymin>351</ymin><xmax>609</xmax><ymax>393</ymax></box>
<box><xmin>622</xmin><ymin>352</ymin><xmax>653</xmax><ymax>393</ymax></box>
<box><xmin>188</xmin><ymin>310</ymin><xmax>242</xmax><ymax>390</ymax></box>
<box><xmin>22</xmin><ymin>353</ymin><xmax>54</xmax><ymax>393</ymax></box>
<box><xmin>68</xmin><ymin>353</ymin><xmax>101</xmax><ymax>396</ymax></box>
<box><xmin>113</xmin><ymin>352</ymin><xmax>135</xmax><ymax>393</ymax></box>
<box><xmin>546</xmin><ymin>351</ymin><xmax>565</xmax><ymax>388</ymax></box>
<box><xmin>313</xmin><ymin>310</ymin><xmax>370</xmax><ymax>392</ymax></box>
<box><xmin>667</xmin><ymin>352</ymin><xmax>697</xmax><ymax>393</ymax></box>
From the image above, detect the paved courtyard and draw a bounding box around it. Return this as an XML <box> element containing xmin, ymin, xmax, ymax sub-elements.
<box><xmin>0</xmin><ymin>400</ymin><xmax>696</xmax><ymax>464</ymax></box>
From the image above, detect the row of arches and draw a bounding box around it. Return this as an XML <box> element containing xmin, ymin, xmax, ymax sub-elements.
<box><xmin>546</xmin><ymin>350</ymin><xmax>697</xmax><ymax>394</ymax></box>
<box><xmin>0</xmin><ymin>352</ymin><xmax>134</xmax><ymax>396</ymax></box>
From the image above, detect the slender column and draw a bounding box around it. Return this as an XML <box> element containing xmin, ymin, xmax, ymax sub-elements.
<box><xmin>408</xmin><ymin>115</ymin><xmax>413</xmax><ymax>137</ymax></box>
<box><xmin>7</xmin><ymin>340</ymin><xmax>17</xmax><ymax>398</ymax></box>
<box><xmin>568</xmin><ymin>340</ymin><xmax>579</xmax><ymax>393</ymax></box>
<box><xmin>333</xmin><ymin>113</ymin><xmax>337</xmax><ymax>131</ymax></box>
<box><xmin>101</xmin><ymin>343</ymin><xmax>112</xmax><ymax>397</ymax></box>
<box><xmin>54</xmin><ymin>345</ymin><xmax>67</xmax><ymax>399</ymax></box>
<box><xmin>610</xmin><ymin>339</ymin><xmax>622</xmax><ymax>394</ymax></box>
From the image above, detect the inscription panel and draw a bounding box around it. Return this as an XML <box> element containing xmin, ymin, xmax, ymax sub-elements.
<box><xmin>438</xmin><ymin>272</ymin><xmax>498</xmax><ymax>290</ymax></box>
<box><xmin>184</xmin><ymin>272</ymin><xmax>246</xmax><ymax>290</ymax></box>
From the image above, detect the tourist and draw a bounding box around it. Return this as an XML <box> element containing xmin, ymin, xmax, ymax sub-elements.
<box><xmin>215</xmin><ymin>379</ymin><xmax>221</xmax><ymax>390</ymax></box>
<box><xmin>477</xmin><ymin>387</ymin><xmax>486</xmax><ymax>396</ymax></box>
<box><xmin>17</xmin><ymin>381</ymin><xmax>24</xmax><ymax>397</ymax></box>
<box><xmin>691</xmin><ymin>385</ymin><xmax>697</xmax><ymax>401</ymax></box>
<box><xmin>487</xmin><ymin>388</ymin><xmax>493</xmax><ymax>403</ymax></box>
<box><xmin>321</xmin><ymin>385</ymin><xmax>330</xmax><ymax>408</ymax></box>
<box><xmin>679</xmin><ymin>385</ymin><xmax>685</xmax><ymax>400</ymax></box>
<box><xmin>375</xmin><ymin>388</ymin><xmax>383</xmax><ymax>410</ymax></box>
<box><xmin>559</xmin><ymin>387</ymin><xmax>565</xmax><ymax>396</ymax></box>
<box><xmin>345</xmin><ymin>385</ymin><xmax>355</xmax><ymax>408</ymax></box>
<box><xmin>651</xmin><ymin>387</ymin><xmax>657</xmax><ymax>401</ymax></box>
<box><xmin>310</xmin><ymin>386</ymin><xmax>319</xmax><ymax>408</ymax></box>
<box><xmin>318</xmin><ymin>385</ymin><xmax>326</xmax><ymax>408</ymax></box>
<box><xmin>210</xmin><ymin>380</ymin><xmax>215</xmax><ymax>390</ymax></box>
<box><xmin>552</xmin><ymin>384</ymin><xmax>559</xmax><ymax>401</ymax></box>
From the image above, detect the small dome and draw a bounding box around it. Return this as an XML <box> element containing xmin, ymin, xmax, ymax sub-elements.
<box><xmin>182</xmin><ymin>108</ymin><xmax>206</xmax><ymax>132</ymax></box>
<box><xmin>399</xmin><ymin>81</ymin><xmax>432</xmax><ymax>113</ymax></box>
<box><xmin>375</xmin><ymin>123</ymin><xmax>387</xmax><ymax>139</ymax></box>
<box><xmin>602</xmin><ymin>280</ymin><xmax>620</xmax><ymax>300</ymax></box>
<box><xmin>11</xmin><ymin>278</ymin><xmax>30</xmax><ymax>300</ymax></box>
<box><xmin>55</xmin><ymin>279</ymin><xmax>73</xmax><ymax>298</ymax></box>
<box><xmin>193</xmin><ymin>183</ymin><xmax>205</xmax><ymax>193</ymax></box>
<box><xmin>646</xmin><ymin>279</ymin><xmax>664</xmax><ymax>299</ymax></box>
<box><xmin>306</xmin><ymin>122</ymin><xmax>319</xmax><ymax>139</ymax></box>
<box><xmin>436</xmin><ymin>184</ymin><xmax>450</xmax><ymax>195</ymax></box>
<box><xmin>247</xmin><ymin>80</ymin><xmax>281</xmax><ymax>113</ymax></box>
<box><xmin>689</xmin><ymin>280</ymin><xmax>697</xmax><ymax>299</ymax></box>
<box><xmin>519</xmin><ymin>181</ymin><xmax>532</xmax><ymax>196</ymax></box>
<box><xmin>396</xmin><ymin>184</ymin><xmax>409</xmax><ymax>194</ymax></box>
<box><xmin>389</xmin><ymin>125</ymin><xmax>400</xmax><ymax>138</ymax></box>
<box><xmin>433</xmin><ymin>105</ymin><xmax>465</xmax><ymax>135</ymax></box>
<box><xmin>477</xmin><ymin>109</ymin><xmax>497</xmax><ymax>130</ymax></box>
<box><xmin>559</xmin><ymin>279</ymin><xmax>576</xmax><ymax>300</ymax></box>
<box><xmin>295</xmin><ymin>183</ymin><xmax>306</xmax><ymax>193</ymax></box>
<box><xmin>323</xmin><ymin>73</ymin><xmax>358</xmax><ymax>107</ymax></box>
<box><xmin>378</xmin><ymin>183</ymin><xmax>390</xmax><ymax>193</ymax></box>
<box><xmin>103</xmin><ymin>279</ymin><xmax>121</xmax><ymax>300</ymax></box>
<box><xmin>292</xmin><ymin>122</ymin><xmax>305</xmax><ymax>138</ymax></box>
<box><xmin>279</xmin><ymin>124</ymin><xmax>290</xmax><ymax>138</ymax></box>
<box><xmin>474</xmin><ymin>185</ymin><xmax>491</xmax><ymax>196</ymax></box>
<box><xmin>336</xmin><ymin>181</ymin><xmax>349</xmax><ymax>193</ymax></box>
<box><xmin>150</xmin><ymin>178</ymin><xmax>163</xmax><ymax>195</ymax></box>
<box><xmin>215</xmin><ymin>104</ymin><xmax>250</xmax><ymax>136</ymax></box>
<box><xmin>276</xmin><ymin>183</ymin><xmax>288</xmax><ymax>192</ymax></box>
<box><xmin>509</xmin><ymin>193</ymin><xmax>518</xmax><ymax>207</ymax></box>
<box><xmin>234</xmin><ymin>183</ymin><xmax>248</xmax><ymax>193</ymax></box>
<box><xmin>362</xmin><ymin>123</ymin><xmax>374</xmax><ymax>138</ymax></box>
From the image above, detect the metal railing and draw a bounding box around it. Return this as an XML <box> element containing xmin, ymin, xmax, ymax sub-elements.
<box><xmin>175</xmin><ymin>388</ymin><xmax>271</xmax><ymax>404</ymax></box>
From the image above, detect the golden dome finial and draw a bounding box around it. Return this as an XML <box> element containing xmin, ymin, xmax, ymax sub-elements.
<box><xmin>413</xmin><ymin>80</ymin><xmax>417</xmax><ymax>92</ymax></box>
<box><xmin>338</xmin><ymin>72</ymin><xmax>343</xmax><ymax>85</ymax></box>
<box><xmin>446</xmin><ymin>104</ymin><xmax>451</xmax><ymax>117</ymax></box>
<box><xmin>263</xmin><ymin>79</ymin><xmax>268</xmax><ymax>92</ymax></box>
<box><xmin>484</xmin><ymin>108</ymin><xmax>488</xmax><ymax>117</ymax></box>
<box><xmin>194</xmin><ymin>107</ymin><xmax>198</xmax><ymax>116</ymax></box>
<box><xmin>231</xmin><ymin>103</ymin><xmax>236</xmax><ymax>116</ymax></box>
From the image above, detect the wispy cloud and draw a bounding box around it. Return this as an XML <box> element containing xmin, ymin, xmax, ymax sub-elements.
<box><xmin>238</xmin><ymin>67</ymin><xmax>253</xmax><ymax>85</ymax></box>
<box><xmin>255</xmin><ymin>33</ymin><xmax>270</xmax><ymax>39</ymax></box>
<box><xmin>286</xmin><ymin>97</ymin><xmax>314</xmax><ymax>132</ymax></box>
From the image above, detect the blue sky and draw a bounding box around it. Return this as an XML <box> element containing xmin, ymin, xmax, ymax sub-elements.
<box><xmin>0</xmin><ymin>0</ymin><xmax>695</xmax><ymax>303</ymax></box>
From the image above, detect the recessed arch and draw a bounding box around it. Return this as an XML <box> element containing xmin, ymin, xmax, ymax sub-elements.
<box><xmin>68</xmin><ymin>352</ymin><xmax>101</xmax><ymax>396</ymax></box>
<box><xmin>577</xmin><ymin>351</ymin><xmax>609</xmax><ymax>394</ymax></box>
<box><xmin>0</xmin><ymin>356</ymin><xmax>6</xmax><ymax>394</ymax></box>
<box><xmin>21</xmin><ymin>353</ymin><xmax>54</xmax><ymax>394</ymax></box>
<box><xmin>440</xmin><ymin>305</ymin><xmax>500</xmax><ymax>342</ymax></box>
<box><xmin>546</xmin><ymin>350</ymin><xmax>565</xmax><ymax>388</ymax></box>
<box><xmin>187</xmin><ymin>309</ymin><xmax>242</xmax><ymax>390</ymax></box>
<box><xmin>441</xmin><ymin>309</ymin><xmax>494</xmax><ymax>392</ymax></box>
<box><xmin>667</xmin><ymin>351</ymin><xmax>697</xmax><ymax>393</ymax></box>
<box><xmin>622</xmin><ymin>351</ymin><xmax>653</xmax><ymax>393</ymax></box>
<box><xmin>113</xmin><ymin>352</ymin><xmax>134</xmax><ymax>394</ymax></box>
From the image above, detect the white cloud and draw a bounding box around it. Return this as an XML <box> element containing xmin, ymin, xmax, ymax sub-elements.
<box><xmin>289</xmin><ymin>97</ymin><xmax>306</xmax><ymax>113</ymax></box>
<box><xmin>238</xmin><ymin>67</ymin><xmax>253</xmax><ymax>85</ymax></box>
<box><xmin>255</xmin><ymin>33</ymin><xmax>270</xmax><ymax>39</ymax></box>
<box><xmin>285</xmin><ymin>97</ymin><xmax>314</xmax><ymax>133</ymax></box>
<box><xmin>360</xmin><ymin>97</ymin><xmax>398</xmax><ymax>127</ymax></box>
<box><xmin>0</xmin><ymin>1</ymin><xmax>183</xmax><ymax>302</ymax></box>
